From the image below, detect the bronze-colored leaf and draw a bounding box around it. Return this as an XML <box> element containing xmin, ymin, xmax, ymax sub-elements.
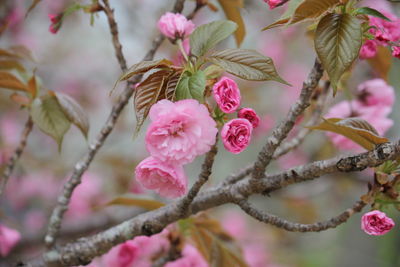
<box><xmin>0</xmin><ymin>60</ymin><xmax>25</xmax><ymax>72</ymax></box>
<box><xmin>309</xmin><ymin>117</ymin><xmax>389</xmax><ymax>150</ymax></box>
<box><xmin>217</xmin><ymin>0</ymin><xmax>246</xmax><ymax>46</ymax></box>
<box><xmin>314</xmin><ymin>13</ymin><xmax>362</xmax><ymax>94</ymax></box>
<box><xmin>27</xmin><ymin>76</ymin><xmax>37</xmax><ymax>98</ymax></box>
<box><xmin>163</xmin><ymin>71</ymin><xmax>182</xmax><ymax>101</ymax></box>
<box><xmin>9</xmin><ymin>45</ymin><xmax>35</xmax><ymax>61</ymax></box>
<box><xmin>111</xmin><ymin>59</ymin><xmax>173</xmax><ymax>94</ymax></box>
<box><xmin>262</xmin><ymin>0</ymin><xmax>302</xmax><ymax>30</ymax></box>
<box><xmin>105</xmin><ymin>196</ymin><xmax>165</xmax><ymax>210</ymax></box>
<box><xmin>367</xmin><ymin>46</ymin><xmax>392</xmax><ymax>81</ymax></box>
<box><xmin>290</xmin><ymin>0</ymin><xmax>341</xmax><ymax>25</ymax></box>
<box><xmin>0</xmin><ymin>71</ymin><xmax>28</xmax><ymax>92</ymax></box>
<box><xmin>134</xmin><ymin>69</ymin><xmax>172</xmax><ymax>133</ymax></box>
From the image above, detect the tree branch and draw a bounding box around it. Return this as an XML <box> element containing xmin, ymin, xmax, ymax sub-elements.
<box><xmin>26</xmin><ymin>141</ymin><xmax>400</xmax><ymax>266</ymax></box>
<box><xmin>0</xmin><ymin>116</ymin><xmax>33</xmax><ymax>197</ymax></box>
<box><xmin>44</xmin><ymin>0</ymin><xmax>187</xmax><ymax>249</ymax></box>
<box><xmin>179</xmin><ymin>138</ymin><xmax>218</xmax><ymax>216</ymax></box>
<box><xmin>251</xmin><ymin>59</ymin><xmax>324</xmax><ymax>179</ymax></box>
<box><xmin>236</xmin><ymin>199</ymin><xmax>366</xmax><ymax>232</ymax></box>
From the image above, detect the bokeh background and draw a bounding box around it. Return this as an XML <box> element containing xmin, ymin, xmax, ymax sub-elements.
<box><xmin>1</xmin><ymin>0</ymin><xmax>400</xmax><ymax>266</ymax></box>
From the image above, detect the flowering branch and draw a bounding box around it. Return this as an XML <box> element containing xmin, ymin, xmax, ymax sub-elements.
<box><xmin>251</xmin><ymin>59</ymin><xmax>324</xmax><ymax>179</ymax></box>
<box><xmin>25</xmin><ymin>141</ymin><xmax>400</xmax><ymax>266</ymax></box>
<box><xmin>0</xmin><ymin>116</ymin><xmax>33</xmax><ymax>197</ymax></box>
<box><xmin>44</xmin><ymin>0</ymin><xmax>187</xmax><ymax>249</ymax></box>
<box><xmin>236</xmin><ymin>199</ymin><xmax>367</xmax><ymax>232</ymax></box>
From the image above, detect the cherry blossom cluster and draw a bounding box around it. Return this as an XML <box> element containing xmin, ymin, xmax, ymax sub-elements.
<box><xmin>359</xmin><ymin>9</ymin><xmax>400</xmax><ymax>59</ymax></box>
<box><xmin>213</xmin><ymin>77</ymin><xmax>260</xmax><ymax>154</ymax></box>
<box><xmin>325</xmin><ymin>79</ymin><xmax>394</xmax><ymax>150</ymax></box>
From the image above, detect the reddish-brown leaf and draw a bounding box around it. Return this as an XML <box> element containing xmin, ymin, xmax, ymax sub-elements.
<box><xmin>0</xmin><ymin>71</ymin><xmax>28</xmax><ymax>92</ymax></box>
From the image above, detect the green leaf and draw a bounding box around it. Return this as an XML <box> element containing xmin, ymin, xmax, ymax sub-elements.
<box><xmin>217</xmin><ymin>0</ymin><xmax>246</xmax><ymax>46</ymax></box>
<box><xmin>105</xmin><ymin>196</ymin><xmax>165</xmax><ymax>210</ymax></box>
<box><xmin>289</xmin><ymin>0</ymin><xmax>341</xmax><ymax>25</ymax></box>
<box><xmin>354</xmin><ymin>7</ymin><xmax>392</xmax><ymax>21</ymax></box>
<box><xmin>30</xmin><ymin>94</ymin><xmax>71</xmax><ymax>150</ymax></box>
<box><xmin>308</xmin><ymin>117</ymin><xmax>389</xmax><ymax>150</ymax></box>
<box><xmin>0</xmin><ymin>71</ymin><xmax>28</xmax><ymax>92</ymax></box>
<box><xmin>204</xmin><ymin>64</ymin><xmax>225</xmax><ymax>79</ymax></box>
<box><xmin>190</xmin><ymin>20</ymin><xmax>238</xmax><ymax>57</ymax></box>
<box><xmin>54</xmin><ymin>92</ymin><xmax>90</xmax><ymax>139</ymax></box>
<box><xmin>208</xmin><ymin>48</ymin><xmax>289</xmax><ymax>84</ymax></box>
<box><xmin>314</xmin><ymin>13</ymin><xmax>362</xmax><ymax>94</ymax></box>
<box><xmin>175</xmin><ymin>71</ymin><xmax>206</xmax><ymax>101</ymax></box>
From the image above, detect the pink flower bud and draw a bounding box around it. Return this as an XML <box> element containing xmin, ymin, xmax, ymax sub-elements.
<box><xmin>0</xmin><ymin>224</ymin><xmax>21</xmax><ymax>257</ymax></box>
<box><xmin>361</xmin><ymin>210</ymin><xmax>395</xmax><ymax>236</ymax></box>
<box><xmin>264</xmin><ymin>0</ymin><xmax>286</xmax><ymax>9</ymax></box>
<box><xmin>157</xmin><ymin>12</ymin><xmax>195</xmax><ymax>40</ymax></box>
<box><xmin>238</xmin><ymin>108</ymin><xmax>260</xmax><ymax>128</ymax></box>
<box><xmin>213</xmin><ymin>77</ymin><xmax>241</xmax><ymax>114</ymax></box>
<box><xmin>135</xmin><ymin>156</ymin><xmax>187</xmax><ymax>199</ymax></box>
<box><xmin>221</xmin><ymin>118</ymin><xmax>253</xmax><ymax>154</ymax></box>
<box><xmin>48</xmin><ymin>13</ymin><xmax>62</xmax><ymax>34</ymax></box>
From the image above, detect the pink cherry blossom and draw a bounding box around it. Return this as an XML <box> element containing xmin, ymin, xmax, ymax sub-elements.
<box><xmin>146</xmin><ymin>99</ymin><xmax>217</xmax><ymax>165</ymax></box>
<box><xmin>359</xmin><ymin>40</ymin><xmax>378</xmax><ymax>59</ymax></box>
<box><xmin>369</xmin><ymin>12</ymin><xmax>400</xmax><ymax>45</ymax></box>
<box><xmin>135</xmin><ymin>156</ymin><xmax>187</xmax><ymax>198</ymax></box>
<box><xmin>392</xmin><ymin>46</ymin><xmax>400</xmax><ymax>58</ymax></box>
<box><xmin>357</xmin><ymin>78</ymin><xmax>395</xmax><ymax>108</ymax></box>
<box><xmin>213</xmin><ymin>77</ymin><xmax>241</xmax><ymax>113</ymax></box>
<box><xmin>264</xmin><ymin>0</ymin><xmax>285</xmax><ymax>9</ymax></box>
<box><xmin>157</xmin><ymin>12</ymin><xmax>195</xmax><ymax>40</ymax></box>
<box><xmin>221</xmin><ymin>118</ymin><xmax>253</xmax><ymax>154</ymax></box>
<box><xmin>361</xmin><ymin>210</ymin><xmax>395</xmax><ymax>236</ymax></box>
<box><xmin>238</xmin><ymin>108</ymin><xmax>260</xmax><ymax>128</ymax></box>
<box><xmin>0</xmin><ymin>224</ymin><xmax>21</xmax><ymax>257</ymax></box>
<box><xmin>165</xmin><ymin>244</ymin><xmax>208</xmax><ymax>267</ymax></box>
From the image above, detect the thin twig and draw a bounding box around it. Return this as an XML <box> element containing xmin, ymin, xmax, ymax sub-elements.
<box><xmin>0</xmin><ymin>116</ymin><xmax>33</xmax><ymax>197</ymax></box>
<box><xmin>237</xmin><ymin>199</ymin><xmax>366</xmax><ymax>232</ymax></box>
<box><xmin>179</xmin><ymin>138</ymin><xmax>218</xmax><ymax>216</ymax></box>
<box><xmin>44</xmin><ymin>0</ymin><xmax>187</xmax><ymax>249</ymax></box>
<box><xmin>251</xmin><ymin>59</ymin><xmax>323</xmax><ymax>179</ymax></box>
<box><xmin>273</xmin><ymin>80</ymin><xmax>330</xmax><ymax>158</ymax></box>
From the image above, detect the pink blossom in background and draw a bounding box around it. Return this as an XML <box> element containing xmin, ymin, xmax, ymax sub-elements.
<box><xmin>277</xmin><ymin>150</ymin><xmax>307</xmax><ymax>170</ymax></box>
<box><xmin>165</xmin><ymin>244</ymin><xmax>208</xmax><ymax>267</ymax></box>
<box><xmin>66</xmin><ymin>173</ymin><xmax>103</xmax><ymax>219</ymax></box>
<box><xmin>157</xmin><ymin>12</ymin><xmax>195</xmax><ymax>40</ymax></box>
<box><xmin>146</xmin><ymin>99</ymin><xmax>217</xmax><ymax>165</ymax></box>
<box><xmin>238</xmin><ymin>108</ymin><xmax>260</xmax><ymax>128</ymax></box>
<box><xmin>221</xmin><ymin>118</ymin><xmax>253</xmax><ymax>154</ymax></box>
<box><xmin>135</xmin><ymin>156</ymin><xmax>187</xmax><ymax>198</ymax></box>
<box><xmin>264</xmin><ymin>0</ymin><xmax>285</xmax><ymax>10</ymax></box>
<box><xmin>359</xmin><ymin>40</ymin><xmax>377</xmax><ymax>59</ymax></box>
<box><xmin>392</xmin><ymin>46</ymin><xmax>400</xmax><ymax>58</ymax></box>
<box><xmin>0</xmin><ymin>224</ymin><xmax>21</xmax><ymax>257</ymax></box>
<box><xmin>361</xmin><ymin>210</ymin><xmax>395</xmax><ymax>236</ymax></box>
<box><xmin>221</xmin><ymin>212</ymin><xmax>248</xmax><ymax>240</ymax></box>
<box><xmin>357</xmin><ymin>79</ymin><xmax>395</xmax><ymax>108</ymax></box>
<box><xmin>0</xmin><ymin>115</ymin><xmax>22</xmax><ymax>147</ymax></box>
<box><xmin>243</xmin><ymin>242</ymin><xmax>271</xmax><ymax>267</ymax></box>
<box><xmin>25</xmin><ymin>210</ymin><xmax>47</xmax><ymax>233</ymax></box>
<box><xmin>254</xmin><ymin>114</ymin><xmax>274</xmax><ymax>138</ymax></box>
<box><xmin>103</xmin><ymin>230</ymin><xmax>170</xmax><ymax>267</ymax></box>
<box><xmin>213</xmin><ymin>77</ymin><xmax>241</xmax><ymax>113</ymax></box>
<box><xmin>369</xmin><ymin>12</ymin><xmax>400</xmax><ymax>45</ymax></box>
